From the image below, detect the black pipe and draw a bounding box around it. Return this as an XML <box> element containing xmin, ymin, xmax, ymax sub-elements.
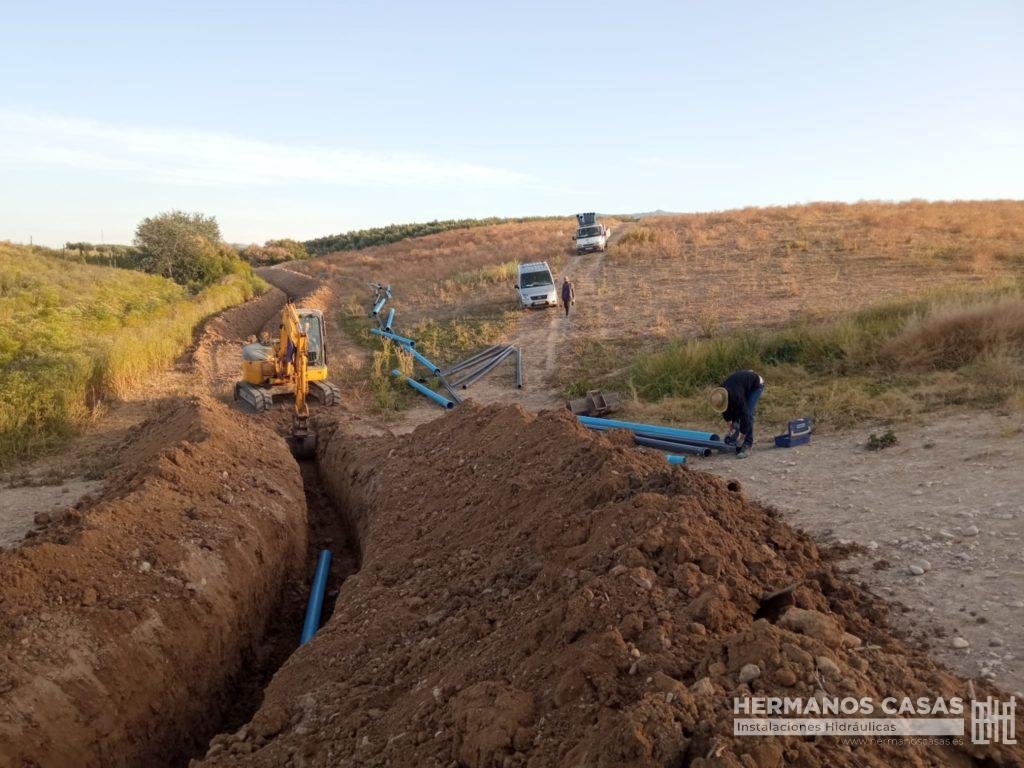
<box><xmin>633</xmin><ymin>435</ymin><xmax>711</xmax><ymax>457</ymax></box>
<box><xmin>635</xmin><ymin>432</ymin><xmax>733</xmax><ymax>452</ymax></box>
<box><xmin>458</xmin><ymin>346</ymin><xmax>516</xmax><ymax>388</ymax></box>
<box><xmin>441</xmin><ymin>345</ymin><xmax>506</xmax><ymax>376</ymax></box>
<box><xmin>435</xmin><ymin>372</ymin><xmax>463</xmax><ymax>404</ymax></box>
<box><xmin>449</xmin><ymin>348</ymin><xmax>510</xmax><ymax>387</ymax></box>
<box><xmin>449</xmin><ymin>353</ymin><xmax>504</xmax><ymax>387</ymax></box>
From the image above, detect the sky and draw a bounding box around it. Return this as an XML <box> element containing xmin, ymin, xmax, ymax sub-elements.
<box><xmin>1</xmin><ymin>1</ymin><xmax>1021</xmax><ymax>246</ymax></box>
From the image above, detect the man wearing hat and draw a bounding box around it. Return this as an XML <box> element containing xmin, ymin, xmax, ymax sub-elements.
<box><xmin>710</xmin><ymin>370</ymin><xmax>765</xmax><ymax>459</ymax></box>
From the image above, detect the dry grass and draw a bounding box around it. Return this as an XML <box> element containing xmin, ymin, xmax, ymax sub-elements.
<box><xmin>882</xmin><ymin>295</ymin><xmax>1024</xmax><ymax>371</ymax></box>
<box><xmin>600</xmin><ymin>200</ymin><xmax>1024</xmax><ymax>341</ymax></box>
<box><xmin>565</xmin><ymin>281</ymin><xmax>1024</xmax><ymax>432</ymax></box>
<box><xmin>295</xmin><ymin>201</ymin><xmax>1024</xmax><ymax>430</ymax></box>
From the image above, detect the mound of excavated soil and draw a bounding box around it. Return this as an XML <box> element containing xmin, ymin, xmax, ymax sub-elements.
<box><xmin>197</xmin><ymin>404</ymin><xmax>1022</xmax><ymax>767</ymax></box>
<box><xmin>0</xmin><ymin>397</ymin><xmax>307</xmax><ymax>768</ymax></box>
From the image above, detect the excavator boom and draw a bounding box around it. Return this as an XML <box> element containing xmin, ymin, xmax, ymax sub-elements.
<box><xmin>234</xmin><ymin>300</ymin><xmax>339</xmax><ymax>459</ymax></box>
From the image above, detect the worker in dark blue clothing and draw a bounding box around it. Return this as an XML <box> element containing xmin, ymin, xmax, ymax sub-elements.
<box><xmin>710</xmin><ymin>370</ymin><xmax>765</xmax><ymax>459</ymax></box>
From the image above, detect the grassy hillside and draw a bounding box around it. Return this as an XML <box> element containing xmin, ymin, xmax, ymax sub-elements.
<box><xmin>565</xmin><ymin>279</ymin><xmax>1024</xmax><ymax>431</ymax></box>
<box><xmin>297</xmin><ymin>200</ymin><xmax>1024</xmax><ymax>431</ymax></box>
<box><xmin>0</xmin><ymin>243</ymin><xmax>264</xmax><ymax>467</ymax></box>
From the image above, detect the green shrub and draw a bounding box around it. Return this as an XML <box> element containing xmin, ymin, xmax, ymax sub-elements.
<box><xmin>0</xmin><ymin>243</ymin><xmax>262</xmax><ymax>467</ymax></box>
<box><xmin>241</xmin><ymin>238</ymin><xmax>309</xmax><ymax>265</ymax></box>
<box><xmin>133</xmin><ymin>210</ymin><xmax>251</xmax><ymax>289</ymax></box>
<box><xmin>619</xmin><ymin>280</ymin><xmax>1024</xmax><ymax>430</ymax></box>
<box><xmin>867</xmin><ymin>429</ymin><xmax>899</xmax><ymax>451</ymax></box>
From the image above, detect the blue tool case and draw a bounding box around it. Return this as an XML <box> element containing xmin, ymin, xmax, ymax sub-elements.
<box><xmin>774</xmin><ymin>417</ymin><xmax>812</xmax><ymax>448</ymax></box>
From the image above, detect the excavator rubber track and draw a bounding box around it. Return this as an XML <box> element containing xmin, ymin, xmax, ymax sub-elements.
<box><xmin>234</xmin><ymin>381</ymin><xmax>274</xmax><ymax>412</ymax></box>
<box><xmin>310</xmin><ymin>380</ymin><xmax>341</xmax><ymax>406</ymax></box>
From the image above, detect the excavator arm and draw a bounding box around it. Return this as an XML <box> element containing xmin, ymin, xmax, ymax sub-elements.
<box><xmin>235</xmin><ymin>299</ymin><xmax>338</xmax><ymax>458</ymax></box>
<box><xmin>279</xmin><ymin>302</ymin><xmax>316</xmax><ymax>458</ymax></box>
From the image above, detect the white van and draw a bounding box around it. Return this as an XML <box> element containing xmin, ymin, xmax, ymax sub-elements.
<box><xmin>515</xmin><ymin>261</ymin><xmax>557</xmax><ymax>309</ymax></box>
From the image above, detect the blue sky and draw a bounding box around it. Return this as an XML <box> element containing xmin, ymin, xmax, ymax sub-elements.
<box><xmin>1</xmin><ymin>1</ymin><xmax>1021</xmax><ymax>246</ymax></box>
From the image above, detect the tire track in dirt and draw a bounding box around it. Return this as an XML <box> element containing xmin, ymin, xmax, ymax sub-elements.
<box><xmin>461</xmin><ymin>223</ymin><xmax>632</xmax><ymax>412</ymax></box>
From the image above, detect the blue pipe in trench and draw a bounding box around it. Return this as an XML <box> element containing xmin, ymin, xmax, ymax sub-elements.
<box><xmin>300</xmin><ymin>549</ymin><xmax>332</xmax><ymax>645</ymax></box>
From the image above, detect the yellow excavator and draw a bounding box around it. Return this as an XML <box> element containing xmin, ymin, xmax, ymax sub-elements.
<box><xmin>234</xmin><ymin>301</ymin><xmax>340</xmax><ymax>458</ymax></box>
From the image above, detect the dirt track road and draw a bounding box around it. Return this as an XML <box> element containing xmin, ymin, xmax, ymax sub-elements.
<box><xmin>453</xmin><ymin>224</ymin><xmax>630</xmax><ymax>412</ymax></box>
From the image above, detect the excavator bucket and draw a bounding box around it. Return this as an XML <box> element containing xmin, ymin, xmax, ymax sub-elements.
<box><xmin>286</xmin><ymin>432</ymin><xmax>317</xmax><ymax>460</ymax></box>
<box><xmin>287</xmin><ymin>412</ymin><xmax>316</xmax><ymax>460</ymax></box>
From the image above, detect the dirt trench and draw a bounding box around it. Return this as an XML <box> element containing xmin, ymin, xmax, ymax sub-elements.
<box><xmin>193</xmin><ymin>403</ymin><xmax>1022</xmax><ymax>768</ymax></box>
<box><xmin>0</xmin><ymin>397</ymin><xmax>305</xmax><ymax>766</ymax></box>
<box><xmin>0</xmin><ymin>269</ymin><xmax>364</xmax><ymax>767</ymax></box>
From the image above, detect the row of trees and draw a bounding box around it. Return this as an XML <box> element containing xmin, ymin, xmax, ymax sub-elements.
<box><xmin>65</xmin><ymin>212</ymin><xmax>566</xmax><ymax>287</ymax></box>
<box><xmin>303</xmin><ymin>216</ymin><xmax>558</xmax><ymax>255</ymax></box>
<box><xmin>239</xmin><ymin>238</ymin><xmax>308</xmax><ymax>266</ymax></box>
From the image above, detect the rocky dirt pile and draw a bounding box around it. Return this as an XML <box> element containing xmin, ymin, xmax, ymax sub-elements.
<box><xmin>198</xmin><ymin>404</ymin><xmax>1023</xmax><ymax>767</ymax></box>
<box><xmin>0</xmin><ymin>396</ymin><xmax>308</xmax><ymax>768</ymax></box>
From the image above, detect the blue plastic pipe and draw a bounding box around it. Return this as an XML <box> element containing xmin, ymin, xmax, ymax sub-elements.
<box><xmin>300</xmin><ymin>549</ymin><xmax>332</xmax><ymax>645</ymax></box>
<box><xmin>370</xmin><ymin>327</ymin><xmax>416</xmax><ymax>347</ymax></box>
<box><xmin>391</xmin><ymin>369</ymin><xmax>455</xmax><ymax>409</ymax></box>
<box><xmin>577</xmin><ymin>415</ymin><xmax>719</xmax><ymax>443</ymax></box>
<box><xmin>384</xmin><ymin>308</ymin><xmax>395</xmax><ymax>332</ymax></box>
<box><xmin>371</xmin><ymin>295</ymin><xmax>387</xmax><ymax>316</ymax></box>
<box><xmin>398</xmin><ymin>342</ymin><xmax>442</xmax><ymax>376</ymax></box>
<box><xmin>666</xmin><ymin>454</ymin><xmax>687</xmax><ymax>465</ymax></box>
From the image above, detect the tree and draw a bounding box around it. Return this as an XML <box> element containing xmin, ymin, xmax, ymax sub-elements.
<box><xmin>133</xmin><ymin>210</ymin><xmax>239</xmax><ymax>288</ymax></box>
<box><xmin>265</xmin><ymin>238</ymin><xmax>308</xmax><ymax>261</ymax></box>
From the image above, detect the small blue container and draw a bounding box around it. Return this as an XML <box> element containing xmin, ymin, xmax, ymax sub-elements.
<box><xmin>774</xmin><ymin>417</ymin><xmax>812</xmax><ymax>448</ymax></box>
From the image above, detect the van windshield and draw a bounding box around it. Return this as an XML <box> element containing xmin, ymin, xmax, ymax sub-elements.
<box><xmin>578</xmin><ymin>226</ymin><xmax>602</xmax><ymax>238</ymax></box>
<box><xmin>520</xmin><ymin>270</ymin><xmax>553</xmax><ymax>288</ymax></box>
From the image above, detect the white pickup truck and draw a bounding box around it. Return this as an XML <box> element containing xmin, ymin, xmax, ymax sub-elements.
<box><xmin>573</xmin><ymin>212</ymin><xmax>610</xmax><ymax>254</ymax></box>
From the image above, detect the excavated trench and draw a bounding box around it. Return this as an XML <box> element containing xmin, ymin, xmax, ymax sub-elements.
<box><xmin>180</xmin><ymin>454</ymin><xmax>362</xmax><ymax>766</ymax></box>
<box><xmin>0</xmin><ymin>398</ymin><xmax>363</xmax><ymax>768</ymax></box>
<box><xmin>5</xmin><ymin>402</ymin><xmax>1024</xmax><ymax>767</ymax></box>
<box><xmin>0</xmin><ymin>268</ymin><xmax>367</xmax><ymax>767</ymax></box>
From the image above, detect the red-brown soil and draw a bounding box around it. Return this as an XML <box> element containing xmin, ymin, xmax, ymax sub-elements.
<box><xmin>0</xmin><ymin>397</ymin><xmax>307</xmax><ymax>767</ymax></box>
<box><xmin>4</xmin><ymin>253</ymin><xmax>1022</xmax><ymax>768</ymax></box>
<box><xmin>196</xmin><ymin>404</ymin><xmax>1023</xmax><ymax>768</ymax></box>
<box><xmin>0</xmin><ymin>267</ymin><xmax>349</xmax><ymax>767</ymax></box>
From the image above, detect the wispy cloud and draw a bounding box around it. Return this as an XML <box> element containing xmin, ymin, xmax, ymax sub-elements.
<box><xmin>0</xmin><ymin>109</ymin><xmax>532</xmax><ymax>188</ymax></box>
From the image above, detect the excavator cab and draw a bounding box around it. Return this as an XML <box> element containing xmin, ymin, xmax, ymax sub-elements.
<box><xmin>234</xmin><ymin>302</ymin><xmax>340</xmax><ymax>459</ymax></box>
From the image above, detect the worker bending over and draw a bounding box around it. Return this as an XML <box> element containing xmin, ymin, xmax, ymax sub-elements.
<box><xmin>710</xmin><ymin>370</ymin><xmax>765</xmax><ymax>459</ymax></box>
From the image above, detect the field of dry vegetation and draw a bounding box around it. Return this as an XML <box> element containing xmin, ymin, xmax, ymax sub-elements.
<box><xmin>294</xmin><ymin>219</ymin><xmax>594</xmax><ymax>411</ymax></box>
<box><xmin>298</xmin><ymin>201</ymin><xmax>1024</xmax><ymax>429</ymax></box>
<box><xmin>560</xmin><ymin>201</ymin><xmax>1024</xmax><ymax>429</ymax></box>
